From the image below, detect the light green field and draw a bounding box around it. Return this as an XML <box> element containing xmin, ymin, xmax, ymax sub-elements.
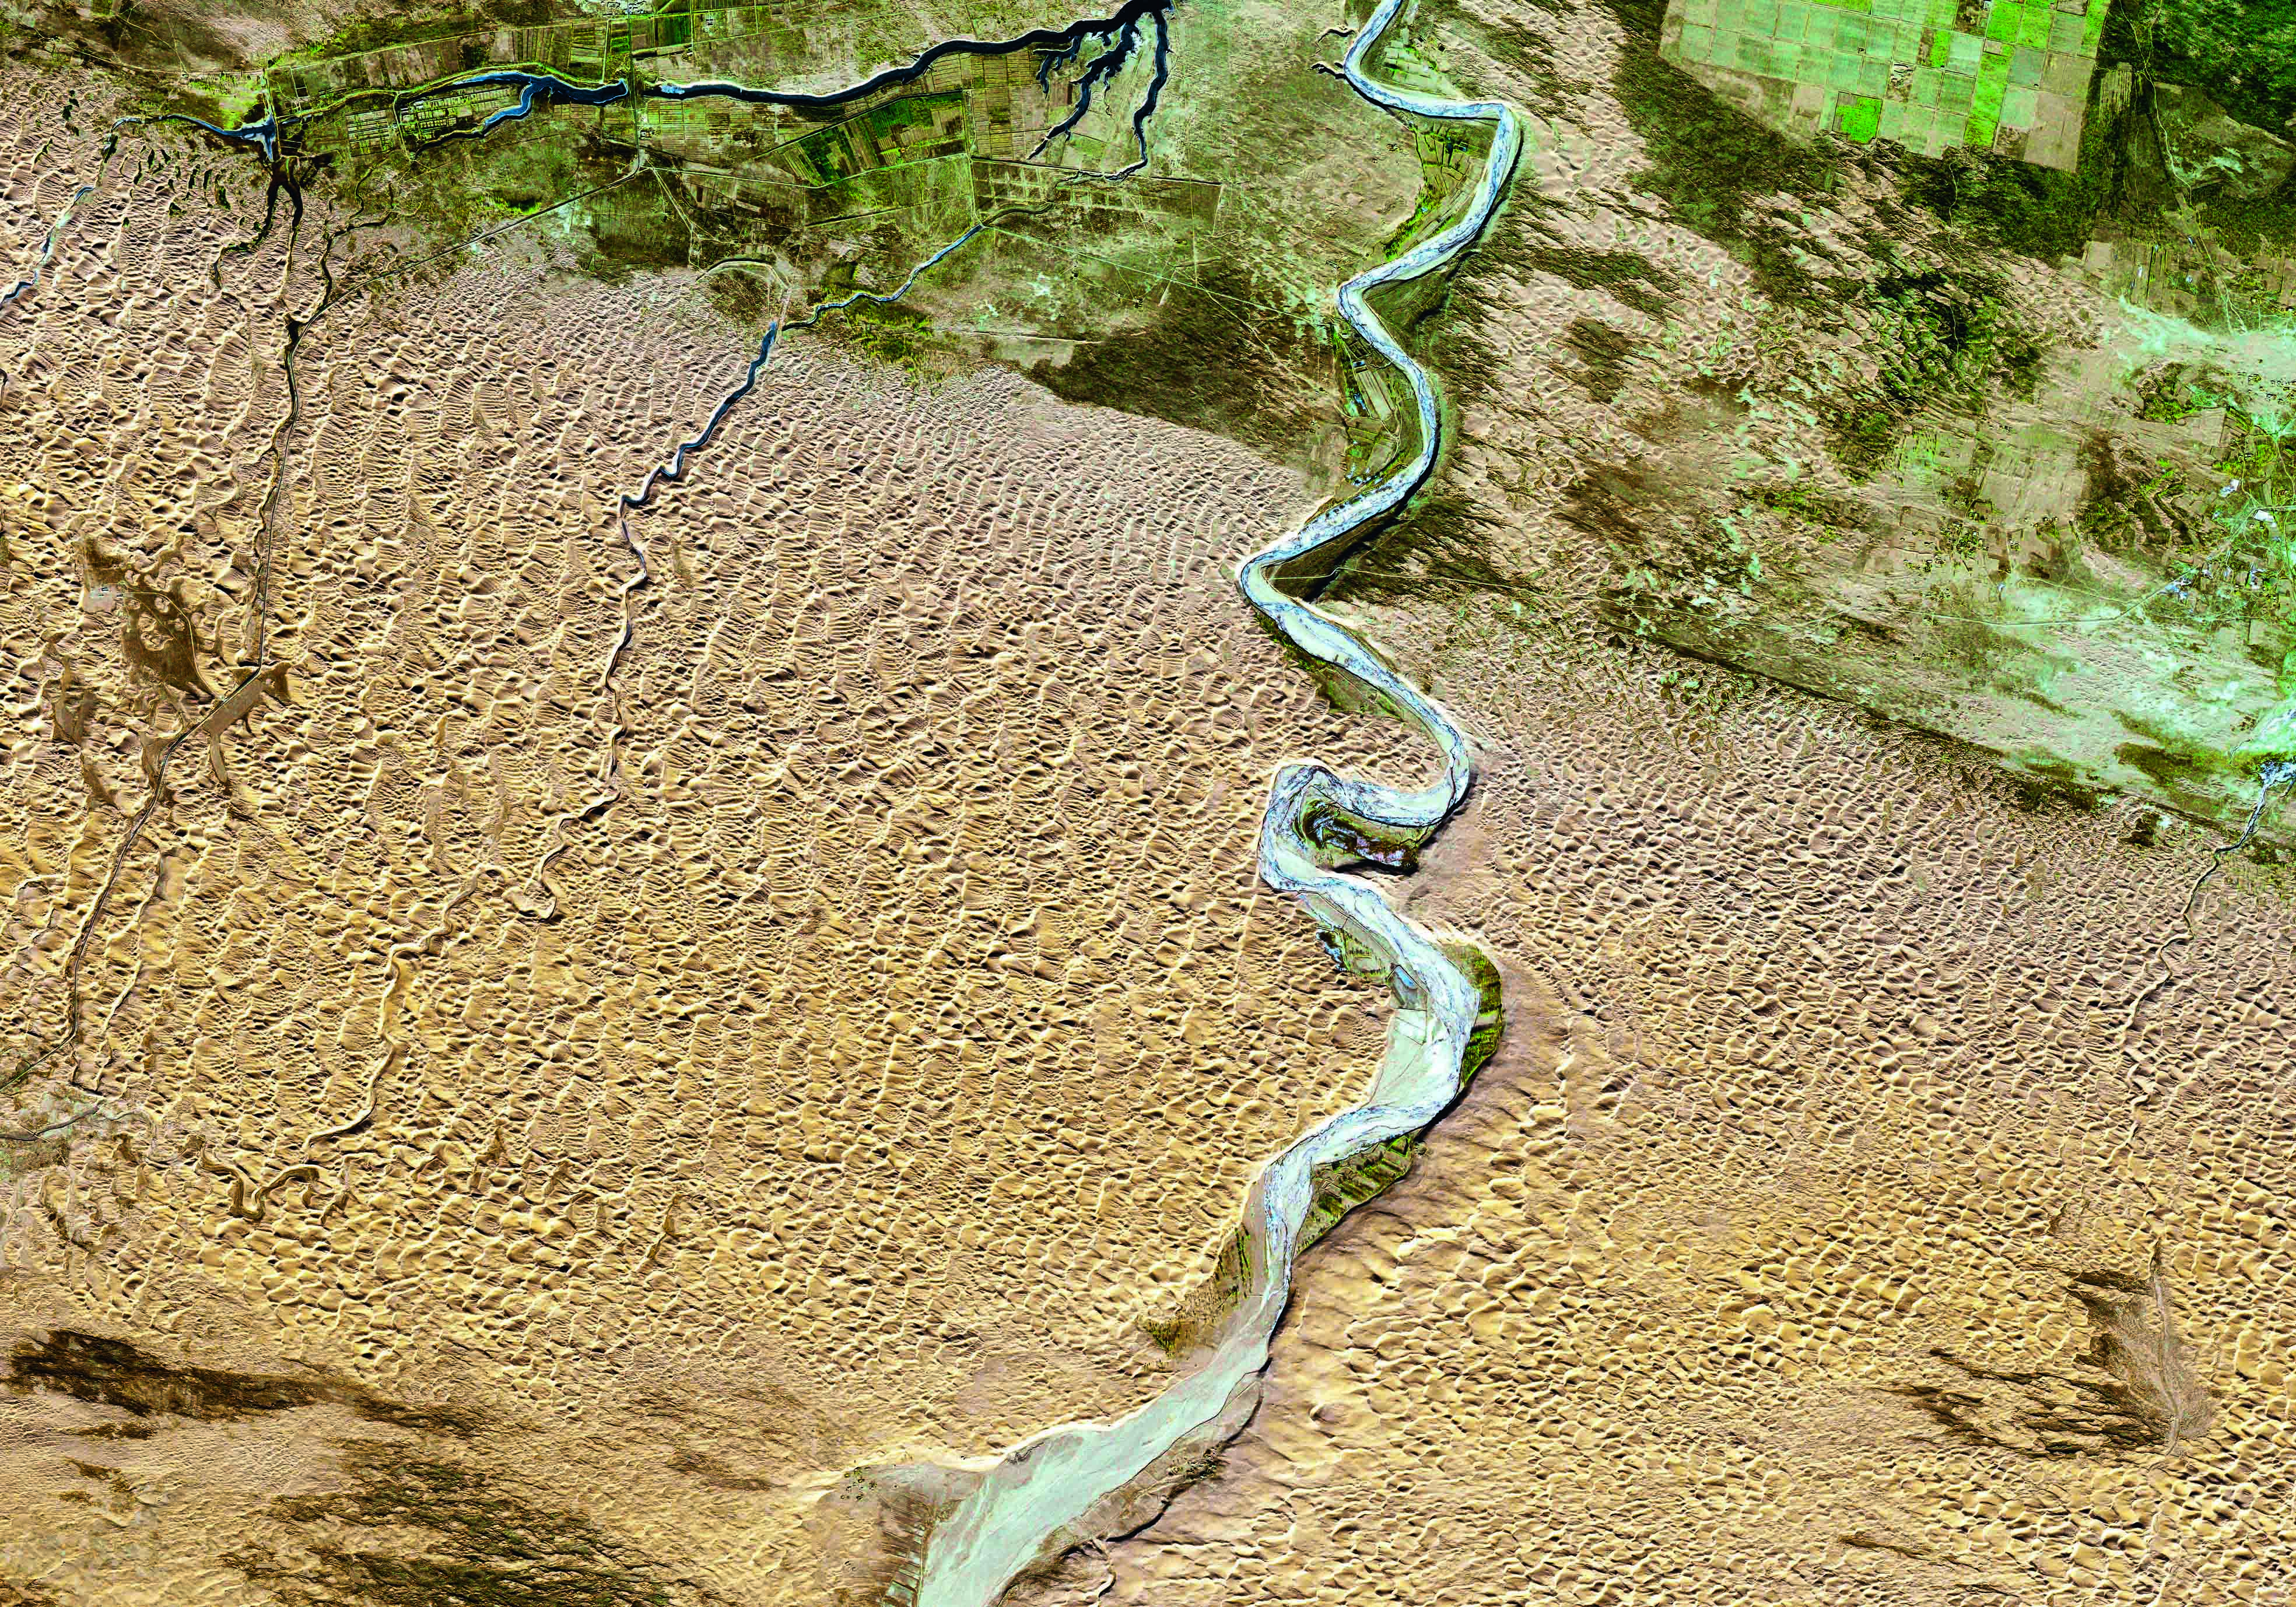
<box><xmin>1659</xmin><ymin>0</ymin><xmax>2104</xmax><ymax>166</ymax></box>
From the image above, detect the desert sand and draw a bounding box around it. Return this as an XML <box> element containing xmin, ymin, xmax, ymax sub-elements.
<box><xmin>0</xmin><ymin>71</ymin><xmax>1417</xmax><ymax>1603</ymax></box>
<box><xmin>1051</xmin><ymin>602</ymin><xmax>2296</xmax><ymax>1604</ymax></box>
<box><xmin>5</xmin><ymin>0</ymin><xmax>2295</xmax><ymax>1597</ymax></box>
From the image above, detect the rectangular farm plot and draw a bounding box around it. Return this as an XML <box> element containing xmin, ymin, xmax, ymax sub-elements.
<box><xmin>1659</xmin><ymin>0</ymin><xmax>2101</xmax><ymax>169</ymax></box>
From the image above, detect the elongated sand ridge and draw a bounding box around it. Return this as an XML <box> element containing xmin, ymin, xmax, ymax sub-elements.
<box><xmin>911</xmin><ymin>6</ymin><xmax>1522</xmax><ymax>1598</ymax></box>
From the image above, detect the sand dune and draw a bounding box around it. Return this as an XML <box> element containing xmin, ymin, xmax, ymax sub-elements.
<box><xmin>6</xmin><ymin>2</ymin><xmax>2295</xmax><ymax>1594</ymax></box>
<box><xmin>1065</xmin><ymin>608</ymin><xmax>2296</xmax><ymax>1601</ymax></box>
<box><xmin>0</xmin><ymin>77</ymin><xmax>1417</xmax><ymax>1602</ymax></box>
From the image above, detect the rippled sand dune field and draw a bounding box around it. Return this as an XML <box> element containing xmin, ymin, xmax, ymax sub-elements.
<box><xmin>6</xmin><ymin>2</ymin><xmax>2296</xmax><ymax>1597</ymax></box>
<box><xmin>1062</xmin><ymin>605</ymin><xmax>2296</xmax><ymax>1602</ymax></box>
<box><xmin>0</xmin><ymin>73</ymin><xmax>1415</xmax><ymax>1603</ymax></box>
<box><xmin>1040</xmin><ymin>0</ymin><xmax>2296</xmax><ymax>1593</ymax></box>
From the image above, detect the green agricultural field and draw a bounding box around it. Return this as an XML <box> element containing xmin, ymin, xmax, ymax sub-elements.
<box><xmin>1659</xmin><ymin>0</ymin><xmax>2106</xmax><ymax>166</ymax></box>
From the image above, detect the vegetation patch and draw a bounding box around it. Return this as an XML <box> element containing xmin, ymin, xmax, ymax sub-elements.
<box><xmin>824</xmin><ymin>295</ymin><xmax>935</xmax><ymax>369</ymax></box>
<box><xmin>1508</xmin><ymin>243</ymin><xmax>1680</xmax><ymax>320</ymax></box>
<box><xmin>1593</xmin><ymin>0</ymin><xmax>1848</xmax><ymax>300</ymax></box>
<box><xmin>1825</xmin><ymin>271</ymin><xmax>2041</xmax><ymax>476</ymax></box>
<box><xmin>233</xmin><ymin>1443</ymin><xmax>699</xmax><ymax>1607</ymax></box>
<box><xmin>1420</xmin><ymin>0</ymin><xmax>1574</xmax><ymax>114</ymax></box>
<box><xmin>1027</xmin><ymin>262</ymin><xmax>1340</xmax><ymax>459</ymax></box>
<box><xmin>8</xmin><ymin>1329</ymin><xmax>483</xmax><ymax>1437</ymax></box>
<box><xmin>2144</xmin><ymin>0</ymin><xmax>2296</xmax><ymax>136</ymax></box>
<box><xmin>281</xmin><ymin>2</ymin><xmax>563</xmax><ymax>71</ymax></box>
<box><xmin>1138</xmin><ymin>1230</ymin><xmax>1253</xmax><ymax>1357</ymax></box>
<box><xmin>1560</xmin><ymin>315</ymin><xmax>1640</xmax><ymax>402</ymax></box>
<box><xmin>1321</xmin><ymin>490</ymin><xmax>1541</xmax><ymax>607</ymax></box>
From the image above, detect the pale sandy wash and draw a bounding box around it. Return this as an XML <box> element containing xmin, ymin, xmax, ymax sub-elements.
<box><xmin>0</xmin><ymin>75</ymin><xmax>1427</xmax><ymax>1604</ymax></box>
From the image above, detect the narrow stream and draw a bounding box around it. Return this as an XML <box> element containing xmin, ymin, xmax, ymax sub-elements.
<box><xmin>911</xmin><ymin>2</ymin><xmax>1521</xmax><ymax>1601</ymax></box>
<box><xmin>604</xmin><ymin>222</ymin><xmax>992</xmax><ymax>699</ymax></box>
<box><xmin>1</xmin><ymin>181</ymin><xmax>95</xmax><ymax>312</ymax></box>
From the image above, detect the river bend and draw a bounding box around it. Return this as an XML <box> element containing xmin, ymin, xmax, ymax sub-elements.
<box><xmin>910</xmin><ymin>2</ymin><xmax>1522</xmax><ymax>1601</ymax></box>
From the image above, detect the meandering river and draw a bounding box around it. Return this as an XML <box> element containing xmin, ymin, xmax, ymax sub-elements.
<box><xmin>910</xmin><ymin>1</ymin><xmax>1521</xmax><ymax>1599</ymax></box>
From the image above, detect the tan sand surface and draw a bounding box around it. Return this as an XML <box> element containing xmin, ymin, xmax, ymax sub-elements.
<box><xmin>8</xmin><ymin>0</ymin><xmax>2296</xmax><ymax>1597</ymax></box>
<box><xmin>0</xmin><ymin>73</ymin><xmax>1417</xmax><ymax>1603</ymax></box>
<box><xmin>1060</xmin><ymin>604</ymin><xmax>2296</xmax><ymax>1604</ymax></box>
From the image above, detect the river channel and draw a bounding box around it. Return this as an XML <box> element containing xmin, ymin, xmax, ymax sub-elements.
<box><xmin>910</xmin><ymin>0</ymin><xmax>1521</xmax><ymax>1598</ymax></box>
